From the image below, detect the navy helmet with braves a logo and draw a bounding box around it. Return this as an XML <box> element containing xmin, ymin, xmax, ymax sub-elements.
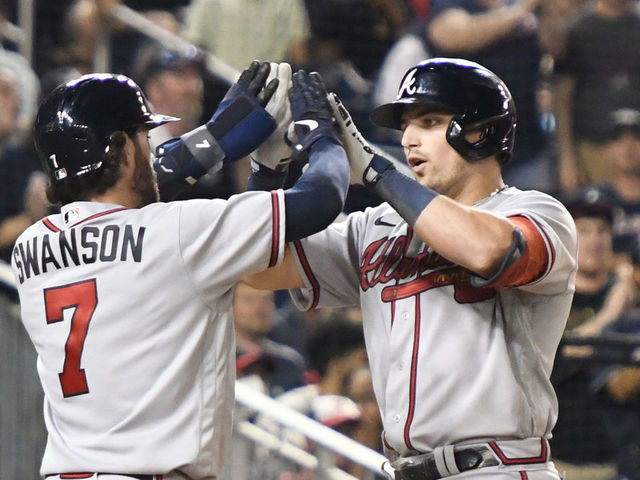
<box><xmin>34</xmin><ymin>73</ymin><xmax>178</xmax><ymax>183</ymax></box>
<box><xmin>370</xmin><ymin>58</ymin><xmax>516</xmax><ymax>164</ymax></box>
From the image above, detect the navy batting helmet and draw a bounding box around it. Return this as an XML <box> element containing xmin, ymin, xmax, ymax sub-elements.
<box><xmin>370</xmin><ymin>58</ymin><xmax>516</xmax><ymax>164</ymax></box>
<box><xmin>34</xmin><ymin>73</ymin><xmax>178</xmax><ymax>183</ymax></box>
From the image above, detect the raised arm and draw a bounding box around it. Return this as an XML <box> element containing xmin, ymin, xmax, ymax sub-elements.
<box><xmin>243</xmin><ymin>69</ymin><xmax>351</xmax><ymax>290</ymax></box>
<box><xmin>428</xmin><ymin>0</ymin><xmax>541</xmax><ymax>53</ymax></box>
<box><xmin>329</xmin><ymin>94</ymin><xmax>545</xmax><ymax>285</ymax></box>
<box><xmin>153</xmin><ymin>60</ymin><xmax>280</xmax><ymax>200</ymax></box>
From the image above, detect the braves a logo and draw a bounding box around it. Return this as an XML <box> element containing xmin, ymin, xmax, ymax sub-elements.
<box><xmin>360</xmin><ymin>233</ymin><xmax>495</xmax><ymax>303</ymax></box>
<box><xmin>397</xmin><ymin>68</ymin><xmax>418</xmax><ymax>99</ymax></box>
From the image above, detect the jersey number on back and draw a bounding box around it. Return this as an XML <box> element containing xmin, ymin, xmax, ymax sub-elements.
<box><xmin>44</xmin><ymin>279</ymin><xmax>98</xmax><ymax>398</ymax></box>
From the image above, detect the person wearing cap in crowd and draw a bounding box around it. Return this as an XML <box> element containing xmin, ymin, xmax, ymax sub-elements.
<box><xmin>550</xmin><ymin>186</ymin><xmax>636</xmax><ymax>480</ymax></box>
<box><xmin>131</xmin><ymin>44</ymin><xmax>244</xmax><ymax>201</ymax></box>
<box><xmin>589</xmin><ymin>108</ymin><xmax>640</xmax><ymax>259</ymax></box>
<box><xmin>131</xmin><ymin>45</ymin><xmax>206</xmax><ymax>150</ymax></box>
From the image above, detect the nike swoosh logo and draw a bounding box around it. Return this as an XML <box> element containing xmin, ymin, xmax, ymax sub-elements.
<box><xmin>295</xmin><ymin>119</ymin><xmax>319</xmax><ymax>131</ymax></box>
<box><xmin>374</xmin><ymin>217</ymin><xmax>395</xmax><ymax>227</ymax></box>
<box><xmin>196</xmin><ymin>140</ymin><xmax>210</xmax><ymax>148</ymax></box>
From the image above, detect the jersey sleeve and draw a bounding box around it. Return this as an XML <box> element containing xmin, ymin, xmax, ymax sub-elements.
<box><xmin>490</xmin><ymin>191</ymin><xmax>578</xmax><ymax>295</ymax></box>
<box><xmin>177</xmin><ymin>190</ymin><xmax>286</xmax><ymax>298</ymax></box>
<box><xmin>288</xmin><ymin>211</ymin><xmax>367</xmax><ymax>310</ymax></box>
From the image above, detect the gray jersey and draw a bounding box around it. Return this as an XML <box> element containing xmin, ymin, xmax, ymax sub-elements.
<box><xmin>290</xmin><ymin>187</ymin><xmax>577</xmax><ymax>457</ymax></box>
<box><xmin>11</xmin><ymin>190</ymin><xmax>286</xmax><ymax>478</ymax></box>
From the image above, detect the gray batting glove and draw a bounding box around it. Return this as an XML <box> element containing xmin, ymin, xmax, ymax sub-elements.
<box><xmin>328</xmin><ymin>93</ymin><xmax>373</xmax><ymax>184</ymax></box>
<box><xmin>328</xmin><ymin>92</ymin><xmax>412</xmax><ymax>184</ymax></box>
<box><xmin>250</xmin><ymin>62</ymin><xmax>293</xmax><ymax>171</ymax></box>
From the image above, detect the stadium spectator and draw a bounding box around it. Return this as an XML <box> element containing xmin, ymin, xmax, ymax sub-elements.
<box><xmin>343</xmin><ymin>365</ymin><xmax>381</xmax><ymax>450</ymax></box>
<box><xmin>129</xmin><ymin>44</ymin><xmax>243</xmax><ymax>200</ymax></box>
<box><xmin>425</xmin><ymin>0</ymin><xmax>565</xmax><ymax>192</ymax></box>
<box><xmin>588</xmin><ymin>108</ymin><xmax>640</xmax><ymax>259</ymax></box>
<box><xmin>551</xmin><ymin>187</ymin><xmax>635</xmax><ymax>479</ymax></box>
<box><xmin>553</xmin><ymin>0</ymin><xmax>640</xmax><ymax>192</ymax></box>
<box><xmin>592</xmin><ymin>310</ymin><xmax>640</xmax><ymax>480</ymax></box>
<box><xmin>131</xmin><ymin>45</ymin><xmax>205</xmax><ymax>149</ymax></box>
<box><xmin>233</xmin><ymin>282</ymin><xmax>307</xmax><ymax>397</ymax></box>
<box><xmin>269</xmin><ymin>313</ymin><xmax>367</xmax><ymax>422</ymax></box>
<box><xmin>0</xmin><ymin>67</ymin><xmax>48</xmax><ymax>264</ymax></box>
<box><xmin>182</xmin><ymin>0</ymin><xmax>311</xmax><ymax>72</ymax></box>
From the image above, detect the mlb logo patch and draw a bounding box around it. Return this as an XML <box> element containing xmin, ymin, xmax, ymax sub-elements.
<box><xmin>64</xmin><ymin>207</ymin><xmax>80</xmax><ymax>225</ymax></box>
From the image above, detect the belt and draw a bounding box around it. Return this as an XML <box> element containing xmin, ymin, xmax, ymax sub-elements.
<box><xmin>393</xmin><ymin>446</ymin><xmax>498</xmax><ymax>480</ymax></box>
<box><xmin>52</xmin><ymin>474</ymin><xmax>163</xmax><ymax>480</ymax></box>
<box><xmin>391</xmin><ymin>438</ymin><xmax>550</xmax><ymax>480</ymax></box>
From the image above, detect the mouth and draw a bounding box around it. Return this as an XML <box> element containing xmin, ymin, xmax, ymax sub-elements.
<box><xmin>408</xmin><ymin>156</ymin><xmax>427</xmax><ymax>171</ymax></box>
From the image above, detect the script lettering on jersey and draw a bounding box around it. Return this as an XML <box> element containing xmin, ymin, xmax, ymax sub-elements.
<box><xmin>13</xmin><ymin>224</ymin><xmax>145</xmax><ymax>284</ymax></box>
<box><xmin>360</xmin><ymin>234</ymin><xmax>495</xmax><ymax>303</ymax></box>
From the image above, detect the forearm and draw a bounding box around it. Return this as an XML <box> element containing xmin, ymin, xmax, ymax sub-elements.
<box><xmin>428</xmin><ymin>6</ymin><xmax>533</xmax><ymax>52</ymax></box>
<box><xmin>284</xmin><ymin>138</ymin><xmax>349</xmax><ymax>241</ymax></box>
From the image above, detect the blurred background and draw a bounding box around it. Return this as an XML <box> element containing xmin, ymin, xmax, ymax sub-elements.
<box><xmin>0</xmin><ymin>1</ymin><xmax>639</xmax><ymax>479</ymax></box>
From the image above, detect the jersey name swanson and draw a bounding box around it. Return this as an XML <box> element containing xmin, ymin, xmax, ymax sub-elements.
<box><xmin>13</xmin><ymin>223</ymin><xmax>146</xmax><ymax>284</ymax></box>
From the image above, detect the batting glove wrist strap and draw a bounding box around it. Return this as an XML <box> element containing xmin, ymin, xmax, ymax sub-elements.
<box><xmin>181</xmin><ymin>125</ymin><xmax>227</xmax><ymax>170</ymax></box>
<box><xmin>290</xmin><ymin>123</ymin><xmax>339</xmax><ymax>158</ymax></box>
<box><xmin>363</xmin><ymin>154</ymin><xmax>395</xmax><ymax>186</ymax></box>
<box><xmin>206</xmin><ymin>92</ymin><xmax>277</xmax><ymax>162</ymax></box>
<box><xmin>154</xmin><ymin>133</ymin><xmax>225</xmax><ymax>201</ymax></box>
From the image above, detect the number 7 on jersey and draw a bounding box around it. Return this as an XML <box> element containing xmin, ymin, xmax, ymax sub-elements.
<box><xmin>44</xmin><ymin>279</ymin><xmax>98</xmax><ymax>397</ymax></box>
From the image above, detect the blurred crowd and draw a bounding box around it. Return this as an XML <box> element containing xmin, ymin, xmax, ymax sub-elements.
<box><xmin>0</xmin><ymin>0</ymin><xmax>639</xmax><ymax>479</ymax></box>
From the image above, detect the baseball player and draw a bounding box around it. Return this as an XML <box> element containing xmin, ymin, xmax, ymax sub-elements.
<box><xmin>11</xmin><ymin>62</ymin><xmax>349</xmax><ymax>479</ymax></box>
<box><xmin>246</xmin><ymin>58</ymin><xmax>578</xmax><ymax>479</ymax></box>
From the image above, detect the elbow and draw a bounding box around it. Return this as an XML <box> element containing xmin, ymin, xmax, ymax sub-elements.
<box><xmin>471</xmin><ymin>228</ymin><xmax>517</xmax><ymax>278</ymax></box>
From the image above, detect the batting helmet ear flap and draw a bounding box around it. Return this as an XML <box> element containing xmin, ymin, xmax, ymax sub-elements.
<box><xmin>446</xmin><ymin>112</ymin><xmax>515</xmax><ymax>164</ymax></box>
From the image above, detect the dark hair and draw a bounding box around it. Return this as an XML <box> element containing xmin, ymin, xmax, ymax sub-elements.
<box><xmin>46</xmin><ymin>131</ymin><xmax>128</xmax><ymax>205</ymax></box>
<box><xmin>306</xmin><ymin>313</ymin><xmax>365</xmax><ymax>376</ymax></box>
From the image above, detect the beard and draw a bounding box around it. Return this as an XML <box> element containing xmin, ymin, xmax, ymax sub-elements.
<box><xmin>132</xmin><ymin>145</ymin><xmax>160</xmax><ymax>207</ymax></box>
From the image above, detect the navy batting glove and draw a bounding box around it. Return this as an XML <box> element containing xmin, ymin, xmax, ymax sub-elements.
<box><xmin>206</xmin><ymin>61</ymin><xmax>278</xmax><ymax>162</ymax></box>
<box><xmin>289</xmin><ymin>70</ymin><xmax>340</xmax><ymax>160</ymax></box>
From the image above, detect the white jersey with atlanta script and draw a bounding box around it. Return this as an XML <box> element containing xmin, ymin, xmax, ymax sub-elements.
<box><xmin>289</xmin><ymin>187</ymin><xmax>577</xmax><ymax>458</ymax></box>
<box><xmin>11</xmin><ymin>190</ymin><xmax>286</xmax><ymax>479</ymax></box>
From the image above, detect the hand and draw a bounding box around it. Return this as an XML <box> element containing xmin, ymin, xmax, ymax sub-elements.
<box><xmin>327</xmin><ymin>93</ymin><xmax>376</xmax><ymax>185</ymax></box>
<box><xmin>250</xmin><ymin>62</ymin><xmax>294</xmax><ymax>171</ymax></box>
<box><xmin>288</xmin><ymin>70</ymin><xmax>340</xmax><ymax>160</ymax></box>
<box><xmin>206</xmin><ymin>60</ymin><xmax>278</xmax><ymax>162</ymax></box>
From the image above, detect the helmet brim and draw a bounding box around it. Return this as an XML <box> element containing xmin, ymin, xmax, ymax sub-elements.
<box><xmin>144</xmin><ymin>113</ymin><xmax>180</xmax><ymax>128</ymax></box>
<box><xmin>370</xmin><ymin>98</ymin><xmax>458</xmax><ymax>130</ymax></box>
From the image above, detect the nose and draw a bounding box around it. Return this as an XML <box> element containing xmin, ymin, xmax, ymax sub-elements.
<box><xmin>401</xmin><ymin>122</ymin><xmax>420</xmax><ymax>150</ymax></box>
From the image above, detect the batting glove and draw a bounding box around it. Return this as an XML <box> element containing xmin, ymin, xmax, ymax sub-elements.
<box><xmin>250</xmin><ymin>62</ymin><xmax>294</xmax><ymax>172</ymax></box>
<box><xmin>328</xmin><ymin>93</ymin><xmax>410</xmax><ymax>185</ymax></box>
<box><xmin>205</xmin><ymin>60</ymin><xmax>278</xmax><ymax>162</ymax></box>
<box><xmin>288</xmin><ymin>70</ymin><xmax>340</xmax><ymax>161</ymax></box>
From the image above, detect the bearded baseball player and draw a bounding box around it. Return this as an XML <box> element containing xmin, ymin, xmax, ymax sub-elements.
<box><xmin>247</xmin><ymin>58</ymin><xmax>578</xmax><ymax>479</ymax></box>
<box><xmin>11</xmin><ymin>61</ymin><xmax>349</xmax><ymax>480</ymax></box>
